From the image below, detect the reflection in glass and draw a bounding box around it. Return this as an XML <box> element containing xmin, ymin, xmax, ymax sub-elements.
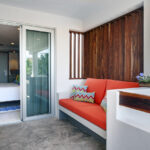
<box><xmin>26</xmin><ymin>30</ymin><xmax>50</xmax><ymax>117</ymax></box>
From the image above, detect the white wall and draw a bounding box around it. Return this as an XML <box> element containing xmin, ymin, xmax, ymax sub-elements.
<box><xmin>83</xmin><ymin>0</ymin><xmax>143</xmax><ymax>31</ymax></box>
<box><xmin>107</xmin><ymin>89</ymin><xmax>150</xmax><ymax>150</ymax></box>
<box><xmin>144</xmin><ymin>0</ymin><xmax>150</xmax><ymax>75</ymax></box>
<box><xmin>0</xmin><ymin>4</ymin><xmax>85</xmax><ymax>115</ymax></box>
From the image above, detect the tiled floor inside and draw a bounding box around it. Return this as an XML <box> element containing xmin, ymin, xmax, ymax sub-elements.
<box><xmin>0</xmin><ymin>110</ymin><xmax>21</xmax><ymax>126</ymax></box>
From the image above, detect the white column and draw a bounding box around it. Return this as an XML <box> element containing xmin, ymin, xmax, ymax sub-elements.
<box><xmin>144</xmin><ymin>0</ymin><xmax>150</xmax><ymax>75</ymax></box>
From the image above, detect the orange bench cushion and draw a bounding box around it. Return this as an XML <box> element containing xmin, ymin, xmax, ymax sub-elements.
<box><xmin>107</xmin><ymin>79</ymin><xmax>139</xmax><ymax>90</ymax></box>
<box><xmin>84</xmin><ymin>78</ymin><xmax>107</xmax><ymax>105</ymax></box>
<box><xmin>59</xmin><ymin>99</ymin><xmax>106</xmax><ymax>130</ymax></box>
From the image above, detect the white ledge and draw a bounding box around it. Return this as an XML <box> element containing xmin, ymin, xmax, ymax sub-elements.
<box><xmin>116</xmin><ymin>88</ymin><xmax>150</xmax><ymax>133</ymax></box>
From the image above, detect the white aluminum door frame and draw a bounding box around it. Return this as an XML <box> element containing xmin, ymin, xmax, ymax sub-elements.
<box><xmin>21</xmin><ymin>25</ymin><xmax>55</xmax><ymax>121</ymax></box>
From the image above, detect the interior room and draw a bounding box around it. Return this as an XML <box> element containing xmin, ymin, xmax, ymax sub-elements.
<box><xmin>0</xmin><ymin>0</ymin><xmax>149</xmax><ymax>150</ymax></box>
<box><xmin>0</xmin><ymin>24</ymin><xmax>20</xmax><ymax>125</ymax></box>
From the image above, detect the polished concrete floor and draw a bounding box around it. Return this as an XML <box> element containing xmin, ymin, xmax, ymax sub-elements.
<box><xmin>0</xmin><ymin>118</ymin><xmax>106</xmax><ymax>150</ymax></box>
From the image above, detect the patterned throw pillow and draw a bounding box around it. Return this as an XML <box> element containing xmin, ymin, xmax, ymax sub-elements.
<box><xmin>70</xmin><ymin>85</ymin><xmax>88</xmax><ymax>99</ymax></box>
<box><xmin>74</xmin><ymin>91</ymin><xmax>95</xmax><ymax>103</ymax></box>
<box><xmin>101</xmin><ymin>95</ymin><xmax>107</xmax><ymax>112</ymax></box>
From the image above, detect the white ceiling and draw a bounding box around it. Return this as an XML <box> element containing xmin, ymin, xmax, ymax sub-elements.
<box><xmin>0</xmin><ymin>0</ymin><xmax>113</xmax><ymax>20</ymax></box>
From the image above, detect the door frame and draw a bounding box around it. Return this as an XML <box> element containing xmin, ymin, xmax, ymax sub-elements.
<box><xmin>21</xmin><ymin>25</ymin><xmax>55</xmax><ymax>121</ymax></box>
<box><xmin>0</xmin><ymin>20</ymin><xmax>56</xmax><ymax>122</ymax></box>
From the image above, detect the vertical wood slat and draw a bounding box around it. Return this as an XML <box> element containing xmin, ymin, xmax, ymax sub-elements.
<box><xmin>74</xmin><ymin>33</ymin><xmax>76</xmax><ymax>78</ymax></box>
<box><xmin>93</xmin><ymin>29</ymin><xmax>97</xmax><ymax>78</ymax></box>
<box><xmin>139</xmin><ymin>10</ymin><xmax>144</xmax><ymax>74</ymax></box>
<box><xmin>82</xmin><ymin>34</ymin><xmax>84</xmax><ymax>78</ymax></box>
<box><xmin>109</xmin><ymin>19</ymin><xmax>125</xmax><ymax>80</ymax></box>
<box><xmin>103</xmin><ymin>24</ymin><xmax>109</xmax><ymax>79</ymax></box>
<box><xmin>124</xmin><ymin>15</ymin><xmax>132</xmax><ymax>81</ymax></box>
<box><xmin>70</xmin><ymin>32</ymin><xmax>72</xmax><ymax>79</ymax></box>
<box><xmin>98</xmin><ymin>26</ymin><xmax>104</xmax><ymax>79</ymax></box>
<box><xmin>83</xmin><ymin>32</ymin><xmax>88</xmax><ymax>78</ymax></box>
<box><xmin>78</xmin><ymin>34</ymin><xmax>80</xmax><ymax>78</ymax></box>
<box><xmin>89</xmin><ymin>31</ymin><xmax>93</xmax><ymax>77</ymax></box>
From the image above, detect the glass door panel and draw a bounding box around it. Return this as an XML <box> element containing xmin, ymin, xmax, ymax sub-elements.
<box><xmin>26</xmin><ymin>30</ymin><xmax>51</xmax><ymax>117</ymax></box>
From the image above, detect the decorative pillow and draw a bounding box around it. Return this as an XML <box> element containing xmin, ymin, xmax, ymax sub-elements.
<box><xmin>101</xmin><ymin>95</ymin><xmax>107</xmax><ymax>112</ymax></box>
<box><xmin>74</xmin><ymin>91</ymin><xmax>95</xmax><ymax>103</ymax></box>
<box><xmin>70</xmin><ymin>85</ymin><xmax>88</xmax><ymax>99</ymax></box>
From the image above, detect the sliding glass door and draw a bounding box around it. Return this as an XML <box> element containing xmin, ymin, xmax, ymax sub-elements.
<box><xmin>21</xmin><ymin>26</ymin><xmax>54</xmax><ymax>120</ymax></box>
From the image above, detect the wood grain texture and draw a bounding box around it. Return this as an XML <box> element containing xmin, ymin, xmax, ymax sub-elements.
<box><xmin>120</xmin><ymin>91</ymin><xmax>150</xmax><ymax>113</ymax></box>
<box><xmin>109</xmin><ymin>18</ymin><xmax>125</xmax><ymax>80</ymax></box>
<box><xmin>74</xmin><ymin>33</ymin><xmax>76</xmax><ymax>78</ymax></box>
<box><xmin>70</xmin><ymin>32</ymin><xmax>72</xmax><ymax>79</ymax></box>
<box><xmin>78</xmin><ymin>34</ymin><xmax>80</xmax><ymax>78</ymax></box>
<box><xmin>83</xmin><ymin>8</ymin><xmax>143</xmax><ymax>81</ymax></box>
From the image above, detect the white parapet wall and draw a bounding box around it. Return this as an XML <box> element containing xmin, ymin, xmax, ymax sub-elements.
<box><xmin>107</xmin><ymin>88</ymin><xmax>150</xmax><ymax>150</ymax></box>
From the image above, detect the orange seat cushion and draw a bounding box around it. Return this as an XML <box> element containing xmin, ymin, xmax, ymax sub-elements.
<box><xmin>59</xmin><ymin>99</ymin><xmax>106</xmax><ymax>130</ymax></box>
<box><xmin>84</xmin><ymin>78</ymin><xmax>107</xmax><ymax>105</ymax></box>
<box><xmin>106</xmin><ymin>79</ymin><xmax>139</xmax><ymax>90</ymax></box>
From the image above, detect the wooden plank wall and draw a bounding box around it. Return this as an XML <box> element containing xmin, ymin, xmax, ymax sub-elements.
<box><xmin>83</xmin><ymin>8</ymin><xmax>143</xmax><ymax>81</ymax></box>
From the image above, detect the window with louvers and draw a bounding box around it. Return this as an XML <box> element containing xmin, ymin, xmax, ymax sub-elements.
<box><xmin>69</xmin><ymin>31</ymin><xmax>84</xmax><ymax>79</ymax></box>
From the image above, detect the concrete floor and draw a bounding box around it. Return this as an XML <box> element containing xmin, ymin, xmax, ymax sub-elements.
<box><xmin>0</xmin><ymin>118</ymin><xmax>106</xmax><ymax>150</ymax></box>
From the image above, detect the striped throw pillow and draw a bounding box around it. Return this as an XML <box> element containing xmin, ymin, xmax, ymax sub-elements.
<box><xmin>70</xmin><ymin>85</ymin><xmax>88</xmax><ymax>99</ymax></box>
<box><xmin>74</xmin><ymin>91</ymin><xmax>95</xmax><ymax>103</ymax></box>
